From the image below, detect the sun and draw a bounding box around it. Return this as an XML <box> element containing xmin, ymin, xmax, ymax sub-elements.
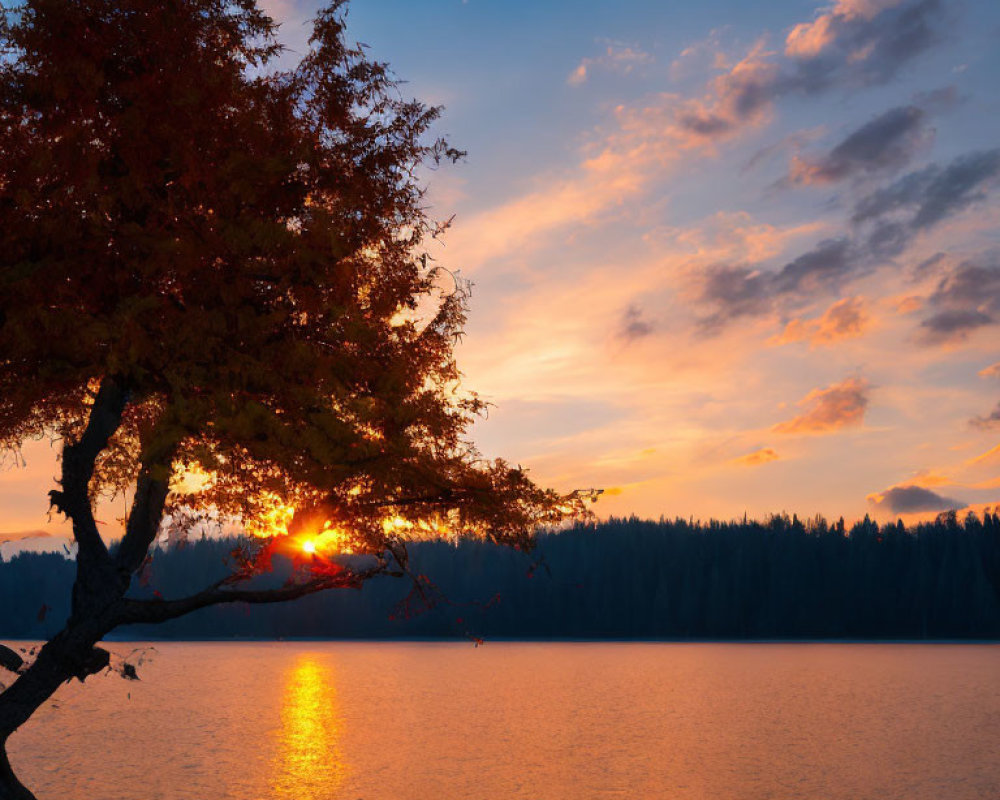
<box><xmin>302</xmin><ymin>540</ymin><xmax>316</xmax><ymax>555</ymax></box>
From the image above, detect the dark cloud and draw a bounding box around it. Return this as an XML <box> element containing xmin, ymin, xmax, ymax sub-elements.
<box><xmin>919</xmin><ymin>256</ymin><xmax>1000</xmax><ymax>343</ymax></box>
<box><xmin>794</xmin><ymin>0</ymin><xmax>945</xmax><ymax>89</ymax></box>
<box><xmin>619</xmin><ymin>304</ymin><xmax>654</xmax><ymax>341</ymax></box>
<box><xmin>791</xmin><ymin>105</ymin><xmax>928</xmax><ymax>185</ymax></box>
<box><xmin>869</xmin><ymin>484</ymin><xmax>962</xmax><ymax>514</ymax></box>
<box><xmin>678</xmin><ymin>110</ymin><xmax>739</xmax><ymax>138</ymax></box>
<box><xmin>683</xmin><ymin>4</ymin><xmax>986</xmax><ymax>334</ymax></box>
<box><xmin>971</xmin><ymin>402</ymin><xmax>1000</xmax><ymax>430</ymax></box>
<box><xmin>679</xmin><ymin>0</ymin><xmax>947</xmax><ymax>140</ymax></box>
<box><xmin>921</xmin><ymin>308</ymin><xmax>994</xmax><ymax>341</ymax></box>
<box><xmin>911</xmin><ymin>150</ymin><xmax>1000</xmax><ymax>228</ymax></box>
<box><xmin>866</xmin><ymin>220</ymin><xmax>909</xmax><ymax>258</ymax></box>
<box><xmin>699</xmin><ymin>265</ymin><xmax>771</xmax><ymax>328</ymax></box>
<box><xmin>699</xmin><ymin>239</ymin><xmax>856</xmax><ymax>328</ymax></box>
<box><xmin>772</xmin><ymin>238</ymin><xmax>854</xmax><ymax>294</ymax></box>
<box><xmin>700</xmin><ymin>146</ymin><xmax>1000</xmax><ymax>330</ymax></box>
<box><xmin>853</xmin><ymin>149</ymin><xmax>1000</xmax><ymax>229</ymax></box>
<box><xmin>912</xmin><ymin>251</ymin><xmax>947</xmax><ymax>279</ymax></box>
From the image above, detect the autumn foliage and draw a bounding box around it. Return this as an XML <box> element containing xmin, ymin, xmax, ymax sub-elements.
<box><xmin>0</xmin><ymin>2</ymin><xmax>578</xmax><ymax>796</ymax></box>
<box><xmin>1</xmin><ymin>0</ymin><xmax>569</xmax><ymax>554</ymax></box>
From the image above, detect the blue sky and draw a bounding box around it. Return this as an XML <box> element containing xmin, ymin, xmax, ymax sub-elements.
<box><xmin>334</xmin><ymin>0</ymin><xmax>1000</xmax><ymax>523</ymax></box>
<box><xmin>3</xmin><ymin>0</ymin><xmax>1000</xmax><ymax>552</ymax></box>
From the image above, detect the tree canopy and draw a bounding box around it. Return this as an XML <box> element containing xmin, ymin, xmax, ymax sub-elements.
<box><xmin>0</xmin><ymin>2</ymin><xmax>580</xmax><ymax>796</ymax></box>
<box><xmin>0</xmin><ymin>0</ymin><xmax>571</xmax><ymax>562</ymax></box>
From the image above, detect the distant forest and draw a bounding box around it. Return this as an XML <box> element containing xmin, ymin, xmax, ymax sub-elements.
<box><xmin>2</xmin><ymin>513</ymin><xmax>1000</xmax><ymax>640</ymax></box>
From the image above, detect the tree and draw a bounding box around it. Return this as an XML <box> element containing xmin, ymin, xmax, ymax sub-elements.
<box><xmin>0</xmin><ymin>2</ymin><xmax>578</xmax><ymax>796</ymax></box>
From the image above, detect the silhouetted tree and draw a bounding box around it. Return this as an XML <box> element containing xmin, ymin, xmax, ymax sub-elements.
<box><xmin>0</xmin><ymin>2</ymin><xmax>575</xmax><ymax>796</ymax></box>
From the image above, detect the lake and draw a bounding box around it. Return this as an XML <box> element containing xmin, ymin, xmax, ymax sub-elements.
<box><xmin>6</xmin><ymin>642</ymin><xmax>1000</xmax><ymax>799</ymax></box>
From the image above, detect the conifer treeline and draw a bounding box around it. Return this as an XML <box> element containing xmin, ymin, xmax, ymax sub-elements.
<box><xmin>2</xmin><ymin>512</ymin><xmax>999</xmax><ymax>640</ymax></box>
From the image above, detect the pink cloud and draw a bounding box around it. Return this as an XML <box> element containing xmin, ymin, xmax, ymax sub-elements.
<box><xmin>785</xmin><ymin>0</ymin><xmax>904</xmax><ymax>58</ymax></box>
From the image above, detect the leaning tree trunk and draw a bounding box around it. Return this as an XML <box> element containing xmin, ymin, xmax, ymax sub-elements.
<box><xmin>0</xmin><ymin>378</ymin><xmax>379</xmax><ymax>797</ymax></box>
<box><xmin>0</xmin><ymin>745</ymin><xmax>33</xmax><ymax>800</ymax></box>
<box><xmin>0</xmin><ymin>378</ymin><xmax>175</xmax><ymax>799</ymax></box>
<box><xmin>0</xmin><ymin>622</ymin><xmax>115</xmax><ymax>800</ymax></box>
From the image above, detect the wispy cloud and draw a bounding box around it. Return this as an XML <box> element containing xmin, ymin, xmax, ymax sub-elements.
<box><xmin>853</xmin><ymin>149</ymin><xmax>1000</xmax><ymax>231</ymax></box>
<box><xmin>967</xmin><ymin>443</ymin><xmax>1000</xmax><ymax>467</ymax></box>
<box><xmin>568</xmin><ymin>41</ymin><xmax>654</xmax><ymax>86</ymax></box>
<box><xmin>669</xmin><ymin>28</ymin><xmax>730</xmax><ymax>83</ymax></box>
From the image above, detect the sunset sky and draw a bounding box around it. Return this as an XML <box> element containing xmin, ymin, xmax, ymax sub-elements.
<box><xmin>3</xmin><ymin>0</ymin><xmax>1000</xmax><ymax>551</ymax></box>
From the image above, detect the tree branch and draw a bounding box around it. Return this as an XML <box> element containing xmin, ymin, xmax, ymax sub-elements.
<box><xmin>115</xmin><ymin>460</ymin><xmax>175</xmax><ymax>576</ymax></box>
<box><xmin>49</xmin><ymin>376</ymin><xmax>128</xmax><ymax>569</ymax></box>
<box><xmin>114</xmin><ymin>408</ymin><xmax>187</xmax><ymax>576</ymax></box>
<box><xmin>115</xmin><ymin>564</ymin><xmax>388</xmax><ymax>626</ymax></box>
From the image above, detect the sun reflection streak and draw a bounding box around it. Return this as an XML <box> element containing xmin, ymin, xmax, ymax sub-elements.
<box><xmin>270</xmin><ymin>656</ymin><xmax>348</xmax><ymax>799</ymax></box>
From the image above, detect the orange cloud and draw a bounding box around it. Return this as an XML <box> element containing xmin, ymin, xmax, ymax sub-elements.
<box><xmin>732</xmin><ymin>447</ymin><xmax>780</xmax><ymax>466</ymax></box>
<box><xmin>772</xmin><ymin>296</ymin><xmax>869</xmax><ymax>347</ymax></box>
<box><xmin>907</xmin><ymin>469</ymin><xmax>955</xmax><ymax>488</ymax></box>
<box><xmin>968</xmin><ymin>443</ymin><xmax>1000</xmax><ymax>467</ymax></box>
<box><xmin>979</xmin><ymin>362</ymin><xmax>1000</xmax><ymax>380</ymax></box>
<box><xmin>773</xmin><ymin>377</ymin><xmax>870</xmax><ymax>434</ymax></box>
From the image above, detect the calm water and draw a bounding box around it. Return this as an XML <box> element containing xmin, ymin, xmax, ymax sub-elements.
<box><xmin>7</xmin><ymin>642</ymin><xmax>1000</xmax><ymax>799</ymax></box>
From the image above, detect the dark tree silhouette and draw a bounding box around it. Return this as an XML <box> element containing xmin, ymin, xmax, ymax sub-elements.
<box><xmin>3</xmin><ymin>512</ymin><xmax>1000</xmax><ymax>643</ymax></box>
<box><xmin>0</xmin><ymin>2</ymin><xmax>577</xmax><ymax>796</ymax></box>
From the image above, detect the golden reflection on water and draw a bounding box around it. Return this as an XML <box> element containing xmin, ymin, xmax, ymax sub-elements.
<box><xmin>270</xmin><ymin>655</ymin><xmax>347</xmax><ymax>799</ymax></box>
